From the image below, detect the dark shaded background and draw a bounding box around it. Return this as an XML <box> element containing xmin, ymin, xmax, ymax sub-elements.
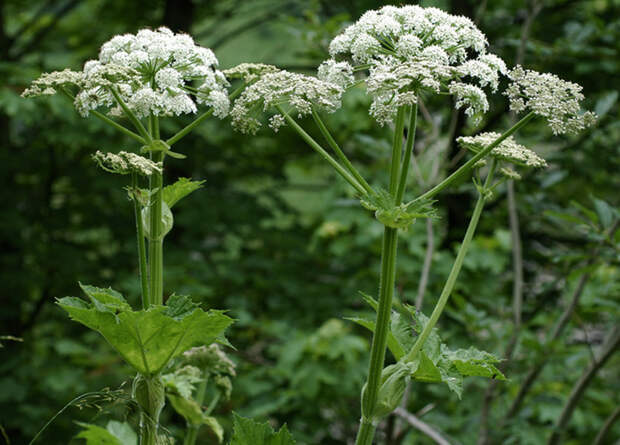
<box><xmin>1</xmin><ymin>0</ymin><xmax>618</xmax><ymax>444</ymax></box>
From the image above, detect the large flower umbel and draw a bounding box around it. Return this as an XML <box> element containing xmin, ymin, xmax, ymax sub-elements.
<box><xmin>23</xmin><ymin>27</ymin><xmax>230</xmax><ymax>119</ymax></box>
<box><xmin>319</xmin><ymin>5</ymin><xmax>507</xmax><ymax>124</ymax></box>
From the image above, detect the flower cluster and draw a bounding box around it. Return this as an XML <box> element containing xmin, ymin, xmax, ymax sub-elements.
<box><xmin>24</xmin><ymin>27</ymin><xmax>230</xmax><ymax>119</ymax></box>
<box><xmin>92</xmin><ymin>150</ymin><xmax>163</xmax><ymax>176</ymax></box>
<box><xmin>457</xmin><ymin>132</ymin><xmax>547</xmax><ymax>168</ymax></box>
<box><xmin>230</xmin><ymin>70</ymin><xmax>344</xmax><ymax>134</ymax></box>
<box><xmin>321</xmin><ymin>5</ymin><xmax>507</xmax><ymax>124</ymax></box>
<box><xmin>223</xmin><ymin>63</ymin><xmax>279</xmax><ymax>83</ymax></box>
<box><xmin>504</xmin><ymin>66</ymin><xmax>596</xmax><ymax>135</ymax></box>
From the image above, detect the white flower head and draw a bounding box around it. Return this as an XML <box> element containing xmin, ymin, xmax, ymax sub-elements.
<box><xmin>504</xmin><ymin>66</ymin><xmax>596</xmax><ymax>135</ymax></box>
<box><xmin>24</xmin><ymin>27</ymin><xmax>230</xmax><ymax>119</ymax></box>
<box><xmin>92</xmin><ymin>150</ymin><xmax>162</xmax><ymax>176</ymax></box>
<box><xmin>223</xmin><ymin>63</ymin><xmax>279</xmax><ymax>83</ymax></box>
<box><xmin>323</xmin><ymin>5</ymin><xmax>505</xmax><ymax>124</ymax></box>
<box><xmin>317</xmin><ymin>60</ymin><xmax>355</xmax><ymax>89</ymax></box>
<box><xmin>457</xmin><ymin>132</ymin><xmax>547</xmax><ymax>168</ymax></box>
<box><xmin>230</xmin><ymin>70</ymin><xmax>344</xmax><ymax>134</ymax></box>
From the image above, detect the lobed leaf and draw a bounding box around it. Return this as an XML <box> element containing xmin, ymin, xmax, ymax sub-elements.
<box><xmin>230</xmin><ymin>413</ymin><xmax>295</xmax><ymax>445</ymax></box>
<box><xmin>57</xmin><ymin>289</ymin><xmax>233</xmax><ymax>375</ymax></box>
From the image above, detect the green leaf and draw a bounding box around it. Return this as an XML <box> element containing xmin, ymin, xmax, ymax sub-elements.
<box><xmin>79</xmin><ymin>283</ymin><xmax>132</xmax><ymax>313</ymax></box>
<box><xmin>440</xmin><ymin>346</ymin><xmax>506</xmax><ymax>380</ymax></box>
<box><xmin>162</xmin><ymin>365</ymin><xmax>202</xmax><ymax>399</ymax></box>
<box><xmin>164</xmin><ymin>293</ymin><xmax>201</xmax><ymax>320</ymax></box>
<box><xmin>230</xmin><ymin>413</ymin><xmax>295</xmax><ymax>445</ymax></box>
<box><xmin>163</xmin><ymin>178</ymin><xmax>205</xmax><ymax>208</ymax></box>
<box><xmin>591</xmin><ymin>196</ymin><xmax>615</xmax><ymax>228</ymax></box>
<box><xmin>75</xmin><ymin>423</ymin><xmax>122</xmax><ymax>445</ymax></box>
<box><xmin>167</xmin><ymin>394</ymin><xmax>205</xmax><ymax>425</ymax></box>
<box><xmin>406</xmin><ymin>308</ymin><xmax>441</xmax><ymax>362</ymax></box>
<box><xmin>411</xmin><ymin>351</ymin><xmax>442</xmax><ymax>382</ymax></box>
<box><xmin>106</xmin><ymin>421</ymin><xmax>137</xmax><ymax>445</ymax></box>
<box><xmin>203</xmin><ymin>416</ymin><xmax>225</xmax><ymax>444</ymax></box>
<box><xmin>57</xmin><ymin>292</ymin><xmax>233</xmax><ymax>375</ymax></box>
<box><xmin>344</xmin><ymin>316</ymin><xmax>405</xmax><ymax>361</ymax></box>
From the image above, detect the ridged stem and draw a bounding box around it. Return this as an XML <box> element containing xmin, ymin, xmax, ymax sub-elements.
<box><xmin>132</xmin><ymin>173</ymin><xmax>149</xmax><ymax>308</ymax></box>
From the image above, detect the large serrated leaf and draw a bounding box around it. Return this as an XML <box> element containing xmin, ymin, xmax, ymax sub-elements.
<box><xmin>163</xmin><ymin>178</ymin><xmax>205</xmax><ymax>208</ymax></box>
<box><xmin>57</xmin><ymin>291</ymin><xmax>232</xmax><ymax>375</ymax></box>
<box><xmin>230</xmin><ymin>413</ymin><xmax>295</xmax><ymax>445</ymax></box>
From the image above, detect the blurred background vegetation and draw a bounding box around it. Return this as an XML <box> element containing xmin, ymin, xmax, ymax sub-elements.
<box><xmin>1</xmin><ymin>0</ymin><xmax>618</xmax><ymax>444</ymax></box>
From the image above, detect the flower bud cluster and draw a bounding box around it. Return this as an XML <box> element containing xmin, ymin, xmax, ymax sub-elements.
<box><xmin>230</xmin><ymin>70</ymin><xmax>344</xmax><ymax>134</ymax></box>
<box><xmin>505</xmin><ymin>66</ymin><xmax>596</xmax><ymax>135</ymax></box>
<box><xmin>92</xmin><ymin>150</ymin><xmax>162</xmax><ymax>176</ymax></box>
<box><xmin>457</xmin><ymin>132</ymin><xmax>547</xmax><ymax>168</ymax></box>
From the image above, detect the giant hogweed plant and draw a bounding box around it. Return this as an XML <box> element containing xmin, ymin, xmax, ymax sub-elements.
<box><xmin>230</xmin><ymin>5</ymin><xmax>595</xmax><ymax>444</ymax></box>
<box><xmin>22</xmin><ymin>27</ymin><xmax>255</xmax><ymax>445</ymax></box>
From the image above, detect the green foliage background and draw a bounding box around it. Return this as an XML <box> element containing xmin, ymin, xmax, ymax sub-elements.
<box><xmin>1</xmin><ymin>0</ymin><xmax>618</xmax><ymax>444</ymax></box>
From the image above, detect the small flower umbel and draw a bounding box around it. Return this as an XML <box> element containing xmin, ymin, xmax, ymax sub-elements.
<box><xmin>505</xmin><ymin>66</ymin><xmax>596</xmax><ymax>135</ymax></box>
<box><xmin>23</xmin><ymin>27</ymin><xmax>230</xmax><ymax>120</ymax></box>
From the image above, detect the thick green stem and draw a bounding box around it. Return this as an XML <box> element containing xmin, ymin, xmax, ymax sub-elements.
<box><xmin>148</xmin><ymin>148</ymin><xmax>164</xmax><ymax>304</ymax></box>
<box><xmin>276</xmin><ymin>106</ymin><xmax>367</xmax><ymax>195</ymax></box>
<box><xmin>405</xmin><ymin>160</ymin><xmax>497</xmax><ymax>363</ymax></box>
<box><xmin>407</xmin><ymin>112</ymin><xmax>534</xmax><ymax>205</ymax></box>
<box><xmin>311</xmin><ymin>108</ymin><xmax>373</xmax><ymax>195</ymax></box>
<box><xmin>396</xmin><ymin>103</ymin><xmax>418</xmax><ymax>203</ymax></box>
<box><xmin>132</xmin><ymin>174</ymin><xmax>149</xmax><ymax>308</ymax></box>
<box><xmin>389</xmin><ymin>108</ymin><xmax>406</xmax><ymax>196</ymax></box>
<box><xmin>356</xmin><ymin>227</ymin><xmax>399</xmax><ymax>445</ymax></box>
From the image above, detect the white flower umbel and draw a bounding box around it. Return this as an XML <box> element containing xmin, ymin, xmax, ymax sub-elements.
<box><xmin>92</xmin><ymin>150</ymin><xmax>163</xmax><ymax>176</ymax></box>
<box><xmin>223</xmin><ymin>63</ymin><xmax>279</xmax><ymax>83</ymax></box>
<box><xmin>505</xmin><ymin>66</ymin><xmax>596</xmax><ymax>135</ymax></box>
<box><xmin>24</xmin><ymin>27</ymin><xmax>230</xmax><ymax>119</ymax></box>
<box><xmin>457</xmin><ymin>132</ymin><xmax>547</xmax><ymax>168</ymax></box>
<box><xmin>230</xmin><ymin>70</ymin><xmax>344</xmax><ymax>134</ymax></box>
<box><xmin>321</xmin><ymin>5</ymin><xmax>507</xmax><ymax>124</ymax></box>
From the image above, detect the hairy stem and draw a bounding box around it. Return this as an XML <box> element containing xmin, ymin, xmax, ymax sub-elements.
<box><xmin>405</xmin><ymin>160</ymin><xmax>496</xmax><ymax>363</ymax></box>
<box><xmin>311</xmin><ymin>108</ymin><xmax>373</xmax><ymax>195</ymax></box>
<box><xmin>132</xmin><ymin>173</ymin><xmax>149</xmax><ymax>308</ymax></box>
<box><xmin>389</xmin><ymin>108</ymin><xmax>406</xmax><ymax>196</ymax></box>
<box><xmin>148</xmin><ymin>117</ymin><xmax>164</xmax><ymax>306</ymax></box>
<box><xmin>356</xmin><ymin>107</ymin><xmax>408</xmax><ymax>445</ymax></box>
<box><xmin>396</xmin><ymin>103</ymin><xmax>418</xmax><ymax>203</ymax></box>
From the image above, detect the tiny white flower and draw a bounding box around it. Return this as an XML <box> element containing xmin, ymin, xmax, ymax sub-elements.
<box><xmin>457</xmin><ymin>132</ymin><xmax>547</xmax><ymax>168</ymax></box>
<box><xmin>504</xmin><ymin>66</ymin><xmax>596</xmax><ymax>135</ymax></box>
